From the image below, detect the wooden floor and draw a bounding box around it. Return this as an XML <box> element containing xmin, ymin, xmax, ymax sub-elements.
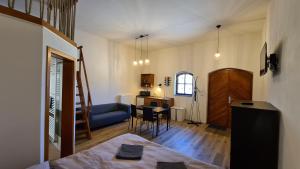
<box><xmin>75</xmin><ymin>120</ymin><xmax>230</xmax><ymax>169</ymax></box>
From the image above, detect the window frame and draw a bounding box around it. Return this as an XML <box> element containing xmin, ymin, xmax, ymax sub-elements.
<box><xmin>175</xmin><ymin>72</ymin><xmax>194</xmax><ymax>96</ymax></box>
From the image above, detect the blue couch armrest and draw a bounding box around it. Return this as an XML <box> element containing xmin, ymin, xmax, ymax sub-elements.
<box><xmin>118</xmin><ymin>103</ymin><xmax>130</xmax><ymax>116</ymax></box>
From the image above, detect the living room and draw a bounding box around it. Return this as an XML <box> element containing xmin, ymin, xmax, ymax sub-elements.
<box><xmin>0</xmin><ymin>0</ymin><xmax>299</xmax><ymax>169</ymax></box>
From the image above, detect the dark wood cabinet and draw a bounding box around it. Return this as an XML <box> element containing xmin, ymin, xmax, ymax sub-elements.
<box><xmin>144</xmin><ymin>97</ymin><xmax>174</xmax><ymax>107</ymax></box>
<box><xmin>141</xmin><ymin>74</ymin><xmax>154</xmax><ymax>88</ymax></box>
<box><xmin>230</xmin><ymin>101</ymin><xmax>280</xmax><ymax>169</ymax></box>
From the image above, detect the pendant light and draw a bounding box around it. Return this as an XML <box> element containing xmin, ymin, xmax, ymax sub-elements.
<box><xmin>215</xmin><ymin>25</ymin><xmax>222</xmax><ymax>58</ymax></box>
<box><xmin>133</xmin><ymin>34</ymin><xmax>150</xmax><ymax>66</ymax></box>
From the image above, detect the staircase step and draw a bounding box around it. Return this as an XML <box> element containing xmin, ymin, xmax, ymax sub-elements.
<box><xmin>76</xmin><ymin>120</ymin><xmax>85</xmax><ymax>125</ymax></box>
<box><xmin>75</xmin><ymin>134</ymin><xmax>89</xmax><ymax>140</ymax></box>
<box><xmin>76</xmin><ymin>111</ymin><xmax>83</xmax><ymax>115</ymax></box>
<box><xmin>75</xmin><ymin>48</ymin><xmax>92</xmax><ymax>140</ymax></box>
<box><xmin>76</xmin><ymin>129</ymin><xmax>88</xmax><ymax>135</ymax></box>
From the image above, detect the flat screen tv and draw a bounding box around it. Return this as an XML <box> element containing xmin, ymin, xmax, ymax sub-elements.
<box><xmin>260</xmin><ymin>42</ymin><xmax>268</xmax><ymax>76</ymax></box>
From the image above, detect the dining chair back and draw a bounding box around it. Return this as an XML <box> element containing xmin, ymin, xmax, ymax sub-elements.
<box><xmin>163</xmin><ymin>102</ymin><xmax>171</xmax><ymax>112</ymax></box>
<box><xmin>162</xmin><ymin>103</ymin><xmax>170</xmax><ymax>109</ymax></box>
<box><xmin>150</xmin><ymin>101</ymin><xmax>158</xmax><ymax>107</ymax></box>
<box><xmin>143</xmin><ymin>107</ymin><xmax>156</xmax><ymax>122</ymax></box>
<box><xmin>141</xmin><ymin>106</ymin><xmax>157</xmax><ymax>137</ymax></box>
<box><xmin>130</xmin><ymin>104</ymin><xmax>137</xmax><ymax>117</ymax></box>
<box><xmin>129</xmin><ymin>104</ymin><xmax>142</xmax><ymax>132</ymax></box>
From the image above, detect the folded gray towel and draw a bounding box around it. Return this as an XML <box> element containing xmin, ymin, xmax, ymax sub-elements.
<box><xmin>157</xmin><ymin>162</ymin><xmax>187</xmax><ymax>169</ymax></box>
<box><xmin>116</xmin><ymin>144</ymin><xmax>144</xmax><ymax>160</ymax></box>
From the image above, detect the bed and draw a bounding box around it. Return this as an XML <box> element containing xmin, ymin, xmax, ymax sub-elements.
<box><xmin>28</xmin><ymin>133</ymin><xmax>222</xmax><ymax>169</ymax></box>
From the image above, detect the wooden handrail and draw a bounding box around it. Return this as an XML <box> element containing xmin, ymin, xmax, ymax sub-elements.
<box><xmin>78</xmin><ymin>46</ymin><xmax>93</xmax><ymax>112</ymax></box>
<box><xmin>0</xmin><ymin>4</ymin><xmax>77</xmax><ymax>47</ymax></box>
<box><xmin>1</xmin><ymin>0</ymin><xmax>78</xmax><ymax>40</ymax></box>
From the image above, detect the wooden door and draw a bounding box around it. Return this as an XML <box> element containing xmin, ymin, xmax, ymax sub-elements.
<box><xmin>207</xmin><ymin>68</ymin><xmax>253</xmax><ymax>128</ymax></box>
<box><xmin>207</xmin><ymin>69</ymin><xmax>230</xmax><ymax>128</ymax></box>
<box><xmin>227</xmin><ymin>69</ymin><xmax>253</xmax><ymax>127</ymax></box>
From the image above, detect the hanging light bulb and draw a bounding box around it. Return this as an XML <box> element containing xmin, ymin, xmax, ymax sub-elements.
<box><xmin>145</xmin><ymin>59</ymin><xmax>150</xmax><ymax>64</ymax></box>
<box><xmin>215</xmin><ymin>25</ymin><xmax>222</xmax><ymax>58</ymax></box>
<box><xmin>139</xmin><ymin>59</ymin><xmax>144</xmax><ymax>65</ymax></box>
<box><xmin>133</xmin><ymin>60</ymin><xmax>138</xmax><ymax>66</ymax></box>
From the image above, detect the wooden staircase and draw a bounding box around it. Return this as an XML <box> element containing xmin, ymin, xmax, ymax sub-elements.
<box><xmin>75</xmin><ymin>46</ymin><xmax>92</xmax><ymax>140</ymax></box>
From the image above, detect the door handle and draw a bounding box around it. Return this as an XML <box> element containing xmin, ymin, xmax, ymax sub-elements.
<box><xmin>228</xmin><ymin>96</ymin><xmax>232</xmax><ymax>104</ymax></box>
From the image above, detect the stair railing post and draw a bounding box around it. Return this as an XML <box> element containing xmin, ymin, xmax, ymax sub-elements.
<box><xmin>77</xmin><ymin>46</ymin><xmax>92</xmax><ymax>114</ymax></box>
<box><xmin>8</xmin><ymin>0</ymin><xmax>15</xmax><ymax>9</ymax></box>
<box><xmin>25</xmin><ymin>0</ymin><xmax>32</xmax><ymax>14</ymax></box>
<box><xmin>40</xmin><ymin>0</ymin><xmax>45</xmax><ymax>19</ymax></box>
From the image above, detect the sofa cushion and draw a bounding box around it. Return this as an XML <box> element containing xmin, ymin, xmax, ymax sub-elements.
<box><xmin>91</xmin><ymin>103</ymin><xmax>118</xmax><ymax>115</ymax></box>
<box><xmin>90</xmin><ymin>111</ymin><xmax>129</xmax><ymax>129</ymax></box>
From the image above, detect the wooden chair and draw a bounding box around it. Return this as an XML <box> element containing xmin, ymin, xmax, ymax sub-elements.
<box><xmin>128</xmin><ymin>104</ymin><xmax>142</xmax><ymax>132</ymax></box>
<box><xmin>140</xmin><ymin>107</ymin><xmax>157</xmax><ymax>138</ymax></box>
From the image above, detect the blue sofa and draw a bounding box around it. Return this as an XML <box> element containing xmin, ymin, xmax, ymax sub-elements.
<box><xmin>89</xmin><ymin>103</ymin><xmax>130</xmax><ymax>130</ymax></box>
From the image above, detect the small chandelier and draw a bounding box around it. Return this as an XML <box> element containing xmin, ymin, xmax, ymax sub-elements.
<box><xmin>133</xmin><ymin>34</ymin><xmax>150</xmax><ymax>66</ymax></box>
<box><xmin>215</xmin><ymin>25</ymin><xmax>222</xmax><ymax>58</ymax></box>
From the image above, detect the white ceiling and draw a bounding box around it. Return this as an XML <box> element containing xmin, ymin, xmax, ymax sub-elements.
<box><xmin>0</xmin><ymin>0</ymin><xmax>269</xmax><ymax>50</ymax></box>
<box><xmin>75</xmin><ymin>0</ymin><xmax>270</xmax><ymax>50</ymax></box>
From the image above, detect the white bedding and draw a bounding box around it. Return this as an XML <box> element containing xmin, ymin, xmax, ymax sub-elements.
<box><xmin>28</xmin><ymin>134</ymin><xmax>221</xmax><ymax>169</ymax></box>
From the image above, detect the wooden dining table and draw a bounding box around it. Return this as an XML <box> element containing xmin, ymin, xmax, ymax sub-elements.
<box><xmin>135</xmin><ymin>105</ymin><xmax>169</xmax><ymax>136</ymax></box>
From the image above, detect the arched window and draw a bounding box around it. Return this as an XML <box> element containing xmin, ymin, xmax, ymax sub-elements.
<box><xmin>175</xmin><ymin>72</ymin><xmax>193</xmax><ymax>96</ymax></box>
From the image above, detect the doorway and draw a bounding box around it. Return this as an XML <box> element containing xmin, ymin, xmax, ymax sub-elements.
<box><xmin>207</xmin><ymin>68</ymin><xmax>253</xmax><ymax>128</ymax></box>
<box><xmin>48</xmin><ymin>57</ymin><xmax>63</xmax><ymax>160</ymax></box>
<box><xmin>45</xmin><ymin>47</ymin><xmax>76</xmax><ymax>161</ymax></box>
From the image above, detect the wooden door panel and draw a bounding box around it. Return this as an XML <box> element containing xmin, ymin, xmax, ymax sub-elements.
<box><xmin>207</xmin><ymin>69</ymin><xmax>229</xmax><ymax>128</ymax></box>
<box><xmin>228</xmin><ymin>70</ymin><xmax>253</xmax><ymax>128</ymax></box>
<box><xmin>229</xmin><ymin>70</ymin><xmax>253</xmax><ymax>101</ymax></box>
<box><xmin>207</xmin><ymin>68</ymin><xmax>253</xmax><ymax>128</ymax></box>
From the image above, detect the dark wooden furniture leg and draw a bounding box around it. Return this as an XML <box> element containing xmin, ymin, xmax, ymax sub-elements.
<box><xmin>156</xmin><ymin>113</ymin><xmax>159</xmax><ymax>136</ymax></box>
<box><xmin>167</xmin><ymin>115</ymin><xmax>169</xmax><ymax>130</ymax></box>
<box><xmin>132</xmin><ymin>116</ymin><xmax>134</xmax><ymax>128</ymax></box>
<box><xmin>128</xmin><ymin>118</ymin><xmax>131</xmax><ymax>130</ymax></box>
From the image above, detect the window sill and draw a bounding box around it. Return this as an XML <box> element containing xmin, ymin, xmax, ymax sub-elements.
<box><xmin>175</xmin><ymin>94</ymin><xmax>193</xmax><ymax>97</ymax></box>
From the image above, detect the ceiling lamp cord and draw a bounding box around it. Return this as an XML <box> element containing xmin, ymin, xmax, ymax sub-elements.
<box><xmin>139</xmin><ymin>35</ymin><xmax>144</xmax><ymax>65</ymax></box>
<box><xmin>145</xmin><ymin>35</ymin><xmax>150</xmax><ymax>64</ymax></box>
<box><xmin>133</xmin><ymin>37</ymin><xmax>138</xmax><ymax>65</ymax></box>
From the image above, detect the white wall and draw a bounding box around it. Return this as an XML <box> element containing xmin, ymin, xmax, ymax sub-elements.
<box><xmin>41</xmin><ymin>28</ymin><xmax>78</xmax><ymax>161</ymax></box>
<box><xmin>75</xmin><ymin>30</ymin><xmax>140</xmax><ymax>105</ymax></box>
<box><xmin>143</xmin><ymin>31</ymin><xmax>265</xmax><ymax>122</ymax></box>
<box><xmin>265</xmin><ymin>0</ymin><xmax>300</xmax><ymax>168</ymax></box>
<box><xmin>0</xmin><ymin>13</ymin><xmax>78</xmax><ymax>169</ymax></box>
<box><xmin>0</xmin><ymin>14</ymin><xmax>42</xmax><ymax>169</ymax></box>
